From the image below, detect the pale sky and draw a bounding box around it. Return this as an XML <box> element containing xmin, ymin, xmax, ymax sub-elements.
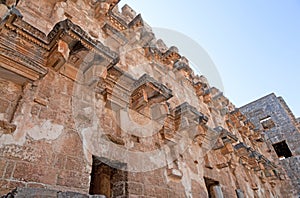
<box><xmin>120</xmin><ymin>0</ymin><xmax>300</xmax><ymax>117</ymax></box>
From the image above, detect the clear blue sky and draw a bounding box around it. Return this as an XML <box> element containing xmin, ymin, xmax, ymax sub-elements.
<box><xmin>120</xmin><ymin>0</ymin><xmax>300</xmax><ymax>117</ymax></box>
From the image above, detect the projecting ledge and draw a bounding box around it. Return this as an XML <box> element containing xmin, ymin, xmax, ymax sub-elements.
<box><xmin>130</xmin><ymin>74</ymin><xmax>172</xmax><ymax>111</ymax></box>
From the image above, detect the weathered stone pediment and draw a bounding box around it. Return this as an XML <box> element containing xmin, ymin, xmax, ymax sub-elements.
<box><xmin>0</xmin><ymin>11</ymin><xmax>119</xmax><ymax>84</ymax></box>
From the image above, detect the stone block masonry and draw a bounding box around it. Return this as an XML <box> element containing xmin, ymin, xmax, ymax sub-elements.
<box><xmin>240</xmin><ymin>93</ymin><xmax>300</xmax><ymax>196</ymax></box>
<box><xmin>0</xmin><ymin>0</ymin><xmax>299</xmax><ymax>197</ymax></box>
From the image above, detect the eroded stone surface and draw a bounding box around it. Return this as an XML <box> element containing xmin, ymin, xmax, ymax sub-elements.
<box><xmin>0</xmin><ymin>0</ymin><xmax>299</xmax><ymax>198</ymax></box>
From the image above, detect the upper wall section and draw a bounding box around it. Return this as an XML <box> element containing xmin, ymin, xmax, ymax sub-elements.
<box><xmin>240</xmin><ymin>93</ymin><xmax>300</xmax><ymax>154</ymax></box>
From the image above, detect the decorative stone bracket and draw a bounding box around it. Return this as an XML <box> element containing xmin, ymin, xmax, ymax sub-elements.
<box><xmin>97</xmin><ymin>66</ymin><xmax>134</xmax><ymax>110</ymax></box>
<box><xmin>97</xmin><ymin>67</ymin><xmax>209</xmax><ymax>145</ymax></box>
<box><xmin>145</xmin><ymin>45</ymin><xmax>181</xmax><ymax>66</ymax></box>
<box><xmin>173</xmin><ymin>57</ymin><xmax>192</xmax><ymax>75</ymax></box>
<box><xmin>210</xmin><ymin>88</ymin><xmax>231</xmax><ymax>115</ymax></box>
<box><xmin>159</xmin><ymin>102</ymin><xmax>209</xmax><ymax>144</ymax></box>
<box><xmin>233</xmin><ymin>142</ymin><xmax>279</xmax><ymax>180</ymax></box>
<box><xmin>234</xmin><ymin>142</ymin><xmax>250</xmax><ymax>157</ymax></box>
<box><xmin>46</xmin><ymin>17</ymin><xmax>119</xmax><ymax>82</ymax></box>
<box><xmin>97</xmin><ymin>67</ymin><xmax>173</xmax><ymax>114</ymax></box>
<box><xmin>130</xmin><ymin>74</ymin><xmax>172</xmax><ymax>113</ymax></box>
<box><xmin>107</xmin><ymin>7</ymin><xmax>144</xmax><ymax>31</ymax></box>
<box><xmin>193</xmin><ymin>81</ymin><xmax>209</xmax><ymax>97</ymax></box>
<box><xmin>229</xmin><ymin>109</ymin><xmax>247</xmax><ymax>125</ymax></box>
<box><xmin>103</xmin><ymin>4</ymin><xmax>155</xmax><ymax>48</ymax></box>
<box><xmin>212</xmin><ymin>126</ymin><xmax>238</xmax><ymax>154</ymax></box>
<box><xmin>0</xmin><ymin>11</ymin><xmax>119</xmax><ymax>84</ymax></box>
<box><xmin>226</xmin><ymin>109</ymin><xmax>257</xmax><ymax>137</ymax></box>
<box><xmin>0</xmin><ymin>13</ymin><xmax>47</xmax><ymax>83</ymax></box>
<box><xmin>173</xmin><ymin>102</ymin><xmax>208</xmax><ymax>129</ymax></box>
<box><xmin>216</xmin><ymin>126</ymin><xmax>238</xmax><ymax>144</ymax></box>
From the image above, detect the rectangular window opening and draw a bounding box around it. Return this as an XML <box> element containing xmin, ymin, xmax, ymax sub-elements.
<box><xmin>272</xmin><ymin>141</ymin><xmax>292</xmax><ymax>159</ymax></box>
<box><xmin>89</xmin><ymin>156</ymin><xmax>128</xmax><ymax>198</ymax></box>
<box><xmin>260</xmin><ymin>116</ymin><xmax>275</xmax><ymax>130</ymax></box>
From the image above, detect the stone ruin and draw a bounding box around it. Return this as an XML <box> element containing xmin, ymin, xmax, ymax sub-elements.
<box><xmin>0</xmin><ymin>0</ymin><xmax>299</xmax><ymax>197</ymax></box>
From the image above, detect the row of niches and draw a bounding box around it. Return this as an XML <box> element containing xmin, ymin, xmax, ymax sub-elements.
<box><xmin>209</xmin><ymin>127</ymin><xmax>282</xmax><ymax>183</ymax></box>
<box><xmin>95</xmin><ymin>67</ymin><xmax>210</xmax><ymax>152</ymax></box>
<box><xmin>1</xmin><ymin>0</ymin><xmax>281</xmax><ymax>177</ymax></box>
<box><xmin>0</xmin><ymin>8</ymin><xmax>211</xmax><ymax>101</ymax></box>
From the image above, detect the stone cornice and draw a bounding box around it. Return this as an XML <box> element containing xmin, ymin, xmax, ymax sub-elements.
<box><xmin>0</xmin><ymin>11</ymin><xmax>119</xmax><ymax>82</ymax></box>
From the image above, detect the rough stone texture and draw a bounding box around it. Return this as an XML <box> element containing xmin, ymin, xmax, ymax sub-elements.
<box><xmin>0</xmin><ymin>79</ymin><xmax>22</xmax><ymax>123</ymax></box>
<box><xmin>0</xmin><ymin>0</ymin><xmax>298</xmax><ymax>198</ymax></box>
<box><xmin>240</xmin><ymin>93</ymin><xmax>300</xmax><ymax>196</ymax></box>
<box><xmin>2</xmin><ymin>187</ymin><xmax>106</xmax><ymax>198</ymax></box>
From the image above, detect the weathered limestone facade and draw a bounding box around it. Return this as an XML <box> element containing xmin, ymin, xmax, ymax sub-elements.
<box><xmin>0</xmin><ymin>0</ymin><xmax>299</xmax><ymax>197</ymax></box>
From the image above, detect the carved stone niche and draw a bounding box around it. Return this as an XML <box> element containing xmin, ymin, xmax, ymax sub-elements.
<box><xmin>104</xmin><ymin>1</ymin><xmax>145</xmax><ymax>35</ymax></box>
<box><xmin>200</xmin><ymin>127</ymin><xmax>223</xmax><ymax>153</ymax></box>
<box><xmin>193</xmin><ymin>81</ymin><xmax>208</xmax><ymax>97</ymax></box>
<box><xmin>192</xmin><ymin>124</ymin><xmax>207</xmax><ymax>145</ymax></box>
<box><xmin>97</xmin><ymin>66</ymin><xmax>135</xmax><ymax>110</ymax></box>
<box><xmin>244</xmin><ymin>119</ymin><xmax>255</xmax><ymax>130</ymax></box>
<box><xmin>172</xmin><ymin>102</ymin><xmax>208</xmax><ymax>131</ymax></box>
<box><xmin>139</xmin><ymin>30</ymin><xmax>155</xmax><ymax>48</ymax></box>
<box><xmin>0</xmin><ymin>11</ymin><xmax>119</xmax><ymax>85</ymax></box>
<box><xmin>159</xmin><ymin>103</ymin><xmax>209</xmax><ymax>144</ymax></box>
<box><xmin>144</xmin><ymin>45</ymin><xmax>181</xmax><ymax>66</ymax></box>
<box><xmin>97</xmin><ymin>68</ymin><xmax>172</xmax><ymax>114</ymax></box>
<box><xmin>264</xmin><ymin>169</ymin><xmax>278</xmax><ymax>180</ymax></box>
<box><xmin>144</xmin><ymin>46</ymin><xmax>163</xmax><ymax>62</ymax></box>
<box><xmin>173</xmin><ymin>56</ymin><xmax>193</xmax><ymax>77</ymax></box>
<box><xmin>103</xmin><ymin>24</ymin><xmax>154</xmax><ymax>53</ymax></box>
<box><xmin>128</xmin><ymin>14</ymin><xmax>144</xmax><ymax>29</ymax></box>
<box><xmin>253</xmin><ymin>156</ymin><xmax>271</xmax><ymax>173</ymax></box>
<box><xmin>45</xmin><ymin>19</ymin><xmax>119</xmax><ymax>83</ymax></box>
<box><xmin>161</xmin><ymin>46</ymin><xmax>180</xmax><ymax>65</ymax></box>
<box><xmin>212</xmin><ymin>126</ymin><xmax>238</xmax><ymax>154</ymax></box>
<box><xmin>130</xmin><ymin>74</ymin><xmax>172</xmax><ymax>116</ymax></box>
<box><xmin>0</xmin><ymin>13</ymin><xmax>48</xmax><ymax>84</ymax></box>
<box><xmin>211</xmin><ymin>138</ymin><xmax>224</xmax><ymax>151</ymax></box>
<box><xmin>107</xmin><ymin>9</ymin><xmax>127</xmax><ymax>32</ymax></box>
<box><xmin>255</xmin><ymin>157</ymin><xmax>278</xmax><ymax>179</ymax></box>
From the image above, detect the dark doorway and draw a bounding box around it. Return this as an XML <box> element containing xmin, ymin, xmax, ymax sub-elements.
<box><xmin>272</xmin><ymin>141</ymin><xmax>292</xmax><ymax>159</ymax></box>
<box><xmin>89</xmin><ymin>156</ymin><xmax>128</xmax><ymax>198</ymax></box>
<box><xmin>204</xmin><ymin>177</ymin><xmax>224</xmax><ymax>198</ymax></box>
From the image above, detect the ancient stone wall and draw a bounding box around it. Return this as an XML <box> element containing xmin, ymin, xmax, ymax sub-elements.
<box><xmin>240</xmin><ymin>93</ymin><xmax>300</xmax><ymax>196</ymax></box>
<box><xmin>0</xmin><ymin>71</ymin><xmax>90</xmax><ymax>194</ymax></box>
<box><xmin>0</xmin><ymin>0</ymin><xmax>298</xmax><ymax>197</ymax></box>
